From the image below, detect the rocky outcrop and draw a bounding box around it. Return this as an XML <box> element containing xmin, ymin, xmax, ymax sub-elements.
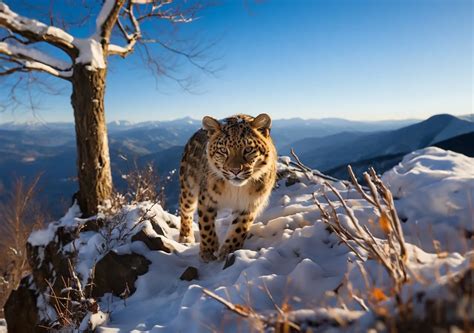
<box><xmin>89</xmin><ymin>251</ymin><xmax>151</xmax><ymax>298</ymax></box>
<box><xmin>4</xmin><ymin>212</ymin><xmax>156</xmax><ymax>332</ymax></box>
<box><xmin>4</xmin><ymin>277</ymin><xmax>44</xmax><ymax>333</ymax></box>
<box><xmin>131</xmin><ymin>229</ymin><xmax>173</xmax><ymax>253</ymax></box>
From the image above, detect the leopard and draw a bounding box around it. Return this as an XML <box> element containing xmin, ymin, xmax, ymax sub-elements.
<box><xmin>178</xmin><ymin>113</ymin><xmax>277</xmax><ymax>262</ymax></box>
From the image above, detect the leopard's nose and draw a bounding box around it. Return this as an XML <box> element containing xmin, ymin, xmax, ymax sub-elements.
<box><xmin>229</xmin><ymin>168</ymin><xmax>241</xmax><ymax>176</ymax></box>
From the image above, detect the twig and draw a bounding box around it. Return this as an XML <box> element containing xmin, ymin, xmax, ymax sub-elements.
<box><xmin>290</xmin><ymin>148</ymin><xmax>342</xmax><ymax>183</ymax></box>
<box><xmin>314</xmin><ymin>166</ymin><xmax>409</xmax><ymax>298</ymax></box>
<box><xmin>202</xmin><ymin>288</ymin><xmax>300</xmax><ymax>331</ymax></box>
<box><xmin>347</xmin><ymin>165</ymin><xmax>376</xmax><ymax>205</ymax></box>
<box><xmin>202</xmin><ymin>288</ymin><xmax>252</xmax><ymax>318</ymax></box>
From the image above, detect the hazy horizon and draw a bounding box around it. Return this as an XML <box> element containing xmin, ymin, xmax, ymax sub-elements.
<box><xmin>2</xmin><ymin>112</ymin><xmax>473</xmax><ymax>126</ymax></box>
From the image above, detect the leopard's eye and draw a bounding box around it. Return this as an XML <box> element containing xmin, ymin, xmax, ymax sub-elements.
<box><xmin>217</xmin><ymin>147</ymin><xmax>227</xmax><ymax>155</ymax></box>
<box><xmin>243</xmin><ymin>147</ymin><xmax>253</xmax><ymax>154</ymax></box>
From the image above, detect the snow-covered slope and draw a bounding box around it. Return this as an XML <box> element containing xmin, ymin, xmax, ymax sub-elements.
<box><xmin>26</xmin><ymin>147</ymin><xmax>474</xmax><ymax>332</ymax></box>
<box><xmin>383</xmin><ymin>148</ymin><xmax>474</xmax><ymax>253</ymax></box>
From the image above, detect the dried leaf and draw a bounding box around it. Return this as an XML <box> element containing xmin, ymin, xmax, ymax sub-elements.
<box><xmin>378</xmin><ymin>211</ymin><xmax>391</xmax><ymax>234</ymax></box>
<box><xmin>370</xmin><ymin>287</ymin><xmax>388</xmax><ymax>302</ymax></box>
<box><xmin>281</xmin><ymin>302</ymin><xmax>292</xmax><ymax>313</ymax></box>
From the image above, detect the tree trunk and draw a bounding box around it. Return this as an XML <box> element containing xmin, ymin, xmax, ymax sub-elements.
<box><xmin>71</xmin><ymin>64</ymin><xmax>112</xmax><ymax>217</ymax></box>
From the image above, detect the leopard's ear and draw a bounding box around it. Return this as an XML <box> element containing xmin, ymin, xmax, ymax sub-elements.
<box><xmin>251</xmin><ymin>113</ymin><xmax>271</xmax><ymax>137</ymax></box>
<box><xmin>202</xmin><ymin>116</ymin><xmax>221</xmax><ymax>134</ymax></box>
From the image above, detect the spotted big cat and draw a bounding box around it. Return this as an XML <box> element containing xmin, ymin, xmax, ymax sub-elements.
<box><xmin>178</xmin><ymin>114</ymin><xmax>277</xmax><ymax>262</ymax></box>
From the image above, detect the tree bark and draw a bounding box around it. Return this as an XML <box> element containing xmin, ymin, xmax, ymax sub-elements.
<box><xmin>71</xmin><ymin>64</ymin><xmax>112</xmax><ymax>217</ymax></box>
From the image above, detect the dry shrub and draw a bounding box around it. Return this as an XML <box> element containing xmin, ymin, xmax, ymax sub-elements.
<box><xmin>314</xmin><ymin>165</ymin><xmax>408</xmax><ymax>300</ymax></box>
<box><xmin>0</xmin><ymin>175</ymin><xmax>46</xmax><ymax>315</ymax></box>
<box><xmin>41</xmin><ymin>259</ymin><xmax>105</xmax><ymax>331</ymax></box>
<box><xmin>121</xmin><ymin>162</ymin><xmax>166</xmax><ymax>207</ymax></box>
<box><xmin>96</xmin><ymin>162</ymin><xmax>166</xmax><ymax>253</ymax></box>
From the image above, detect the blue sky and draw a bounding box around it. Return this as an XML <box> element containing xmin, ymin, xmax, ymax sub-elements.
<box><xmin>0</xmin><ymin>0</ymin><xmax>472</xmax><ymax>123</ymax></box>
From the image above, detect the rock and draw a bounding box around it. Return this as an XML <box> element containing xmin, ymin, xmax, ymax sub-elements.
<box><xmin>285</xmin><ymin>175</ymin><xmax>300</xmax><ymax>187</ymax></box>
<box><xmin>180</xmin><ymin>267</ymin><xmax>199</xmax><ymax>281</ymax></box>
<box><xmin>277</xmin><ymin>168</ymin><xmax>301</xmax><ymax>187</ymax></box>
<box><xmin>82</xmin><ymin>218</ymin><xmax>105</xmax><ymax>232</ymax></box>
<box><xmin>131</xmin><ymin>229</ymin><xmax>173</xmax><ymax>253</ymax></box>
<box><xmin>4</xmin><ymin>277</ymin><xmax>46</xmax><ymax>333</ymax></box>
<box><xmin>149</xmin><ymin>217</ymin><xmax>166</xmax><ymax>236</ymax></box>
<box><xmin>90</xmin><ymin>251</ymin><xmax>151</xmax><ymax>298</ymax></box>
<box><xmin>27</xmin><ymin>229</ymin><xmax>74</xmax><ymax>294</ymax></box>
<box><xmin>223</xmin><ymin>254</ymin><xmax>236</xmax><ymax>270</ymax></box>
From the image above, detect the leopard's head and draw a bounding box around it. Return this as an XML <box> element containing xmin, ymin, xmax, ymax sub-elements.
<box><xmin>203</xmin><ymin>114</ymin><xmax>275</xmax><ymax>186</ymax></box>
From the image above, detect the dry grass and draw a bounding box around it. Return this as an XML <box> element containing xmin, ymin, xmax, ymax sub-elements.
<box><xmin>0</xmin><ymin>175</ymin><xmax>46</xmax><ymax>316</ymax></box>
<box><xmin>40</xmin><ymin>258</ymin><xmax>103</xmax><ymax>331</ymax></box>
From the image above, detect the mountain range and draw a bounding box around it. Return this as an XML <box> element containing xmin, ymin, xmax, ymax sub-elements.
<box><xmin>288</xmin><ymin>114</ymin><xmax>474</xmax><ymax>173</ymax></box>
<box><xmin>0</xmin><ymin>114</ymin><xmax>471</xmax><ymax>217</ymax></box>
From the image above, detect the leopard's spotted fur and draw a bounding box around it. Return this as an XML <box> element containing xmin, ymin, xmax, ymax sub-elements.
<box><xmin>178</xmin><ymin>114</ymin><xmax>277</xmax><ymax>262</ymax></box>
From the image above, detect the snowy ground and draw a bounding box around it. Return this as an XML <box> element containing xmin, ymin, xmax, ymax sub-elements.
<box><xmin>29</xmin><ymin>147</ymin><xmax>474</xmax><ymax>332</ymax></box>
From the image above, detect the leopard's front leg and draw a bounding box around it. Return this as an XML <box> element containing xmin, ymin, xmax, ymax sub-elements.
<box><xmin>217</xmin><ymin>210</ymin><xmax>255</xmax><ymax>261</ymax></box>
<box><xmin>198</xmin><ymin>190</ymin><xmax>219</xmax><ymax>262</ymax></box>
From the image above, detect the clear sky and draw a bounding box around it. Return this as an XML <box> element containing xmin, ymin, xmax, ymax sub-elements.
<box><xmin>0</xmin><ymin>0</ymin><xmax>472</xmax><ymax>123</ymax></box>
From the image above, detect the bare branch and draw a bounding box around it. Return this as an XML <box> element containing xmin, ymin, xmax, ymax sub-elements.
<box><xmin>316</xmin><ymin>167</ymin><xmax>409</xmax><ymax>298</ymax></box>
<box><xmin>107</xmin><ymin>2</ymin><xmax>141</xmax><ymax>57</ymax></box>
<box><xmin>203</xmin><ymin>289</ymin><xmax>253</xmax><ymax>318</ymax></box>
<box><xmin>134</xmin><ymin>0</ymin><xmax>201</xmax><ymax>23</ymax></box>
<box><xmin>290</xmin><ymin>149</ymin><xmax>342</xmax><ymax>183</ymax></box>
<box><xmin>0</xmin><ymin>41</ymin><xmax>72</xmax><ymax>79</ymax></box>
<box><xmin>0</xmin><ymin>58</ymin><xmax>27</xmax><ymax>75</ymax></box>
<box><xmin>0</xmin><ymin>3</ymin><xmax>77</xmax><ymax>58</ymax></box>
<box><xmin>96</xmin><ymin>0</ymin><xmax>127</xmax><ymax>44</ymax></box>
<box><xmin>347</xmin><ymin>165</ymin><xmax>376</xmax><ymax>206</ymax></box>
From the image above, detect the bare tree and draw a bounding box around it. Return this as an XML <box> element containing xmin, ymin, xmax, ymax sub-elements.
<box><xmin>0</xmin><ymin>0</ymin><xmax>212</xmax><ymax>216</ymax></box>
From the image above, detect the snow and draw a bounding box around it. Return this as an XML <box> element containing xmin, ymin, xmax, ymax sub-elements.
<box><xmin>28</xmin><ymin>148</ymin><xmax>474</xmax><ymax>331</ymax></box>
<box><xmin>0</xmin><ymin>3</ymin><xmax>76</xmax><ymax>77</ymax></box>
<box><xmin>28</xmin><ymin>204</ymin><xmax>82</xmax><ymax>249</ymax></box>
<box><xmin>45</xmin><ymin>26</ymin><xmax>74</xmax><ymax>44</ymax></box>
<box><xmin>1</xmin><ymin>2</ymin><xmax>108</xmax><ymax>72</ymax></box>
<box><xmin>0</xmin><ymin>42</ymin><xmax>71</xmax><ymax>71</ymax></box>
<box><xmin>28</xmin><ymin>224</ymin><xmax>57</xmax><ymax>247</ymax></box>
<box><xmin>73</xmin><ymin>38</ymin><xmax>106</xmax><ymax>69</ymax></box>
<box><xmin>95</xmin><ymin>0</ymin><xmax>116</xmax><ymax>35</ymax></box>
<box><xmin>0</xmin><ymin>3</ymin><xmax>73</xmax><ymax>43</ymax></box>
<box><xmin>383</xmin><ymin>147</ymin><xmax>474</xmax><ymax>252</ymax></box>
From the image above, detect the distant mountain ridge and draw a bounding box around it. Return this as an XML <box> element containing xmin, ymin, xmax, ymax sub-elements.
<box><xmin>292</xmin><ymin>114</ymin><xmax>473</xmax><ymax>173</ymax></box>
<box><xmin>326</xmin><ymin>131</ymin><xmax>474</xmax><ymax>180</ymax></box>
<box><xmin>0</xmin><ymin>114</ymin><xmax>471</xmax><ymax>217</ymax></box>
<box><xmin>434</xmin><ymin>132</ymin><xmax>474</xmax><ymax>157</ymax></box>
